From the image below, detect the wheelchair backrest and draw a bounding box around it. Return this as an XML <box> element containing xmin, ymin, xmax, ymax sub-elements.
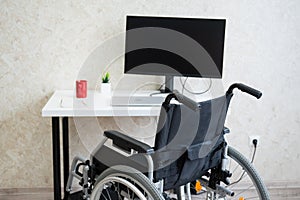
<box><xmin>153</xmin><ymin>94</ymin><xmax>230</xmax><ymax>190</ymax></box>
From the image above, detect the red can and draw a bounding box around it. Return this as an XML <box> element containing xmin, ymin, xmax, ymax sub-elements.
<box><xmin>76</xmin><ymin>80</ymin><xmax>87</xmax><ymax>98</ymax></box>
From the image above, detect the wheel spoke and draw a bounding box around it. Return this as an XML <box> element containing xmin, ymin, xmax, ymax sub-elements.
<box><xmin>90</xmin><ymin>165</ymin><xmax>164</xmax><ymax>200</ymax></box>
<box><xmin>189</xmin><ymin>146</ymin><xmax>269</xmax><ymax>199</ymax></box>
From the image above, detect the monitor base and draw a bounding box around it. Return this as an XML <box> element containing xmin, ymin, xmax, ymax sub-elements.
<box><xmin>159</xmin><ymin>88</ymin><xmax>172</xmax><ymax>93</ymax></box>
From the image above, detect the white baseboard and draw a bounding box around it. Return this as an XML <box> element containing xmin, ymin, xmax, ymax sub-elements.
<box><xmin>0</xmin><ymin>187</ymin><xmax>52</xmax><ymax>194</ymax></box>
<box><xmin>266</xmin><ymin>181</ymin><xmax>300</xmax><ymax>199</ymax></box>
<box><xmin>0</xmin><ymin>187</ymin><xmax>53</xmax><ymax>200</ymax></box>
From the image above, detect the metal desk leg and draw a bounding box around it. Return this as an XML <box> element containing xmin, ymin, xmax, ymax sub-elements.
<box><xmin>62</xmin><ymin>117</ymin><xmax>69</xmax><ymax>199</ymax></box>
<box><xmin>52</xmin><ymin>117</ymin><xmax>61</xmax><ymax>200</ymax></box>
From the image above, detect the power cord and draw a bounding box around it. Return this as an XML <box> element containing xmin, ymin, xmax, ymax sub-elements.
<box><xmin>251</xmin><ymin>139</ymin><xmax>258</xmax><ymax>163</ymax></box>
<box><xmin>180</xmin><ymin>77</ymin><xmax>212</xmax><ymax>95</ymax></box>
<box><xmin>228</xmin><ymin>140</ymin><xmax>258</xmax><ymax>186</ymax></box>
<box><xmin>158</xmin><ymin>76</ymin><xmax>174</xmax><ymax>91</ymax></box>
<box><xmin>155</xmin><ymin>76</ymin><xmax>212</xmax><ymax>96</ymax></box>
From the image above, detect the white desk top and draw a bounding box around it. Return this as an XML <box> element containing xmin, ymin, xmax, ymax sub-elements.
<box><xmin>42</xmin><ymin>90</ymin><xmax>164</xmax><ymax>117</ymax></box>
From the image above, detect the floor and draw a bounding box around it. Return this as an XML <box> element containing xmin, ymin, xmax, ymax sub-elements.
<box><xmin>1</xmin><ymin>188</ymin><xmax>300</xmax><ymax>200</ymax></box>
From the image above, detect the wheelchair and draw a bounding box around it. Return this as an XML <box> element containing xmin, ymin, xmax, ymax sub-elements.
<box><xmin>66</xmin><ymin>83</ymin><xmax>270</xmax><ymax>200</ymax></box>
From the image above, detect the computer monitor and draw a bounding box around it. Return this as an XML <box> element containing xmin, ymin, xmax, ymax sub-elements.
<box><xmin>124</xmin><ymin>15</ymin><xmax>226</xmax><ymax>92</ymax></box>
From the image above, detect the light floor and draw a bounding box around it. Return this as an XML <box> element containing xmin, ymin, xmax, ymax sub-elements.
<box><xmin>0</xmin><ymin>189</ymin><xmax>299</xmax><ymax>200</ymax></box>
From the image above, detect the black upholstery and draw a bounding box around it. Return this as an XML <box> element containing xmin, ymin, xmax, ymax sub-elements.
<box><xmin>153</xmin><ymin>95</ymin><xmax>229</xmax><ymax>190</ymax></box>
<box><xmin>92</xmin><ymin>93</ymin><xmax>233</xmax><ymax>191</ymax></box>
<box><xmin>104</xmin><ymin>130</ymin><xmax>154</xmax><ymax>154</ymax></box>
<box><xmin>91</xmin><ymin>145</ymin><xmax>149</xmax><ymax>179</ymax></box>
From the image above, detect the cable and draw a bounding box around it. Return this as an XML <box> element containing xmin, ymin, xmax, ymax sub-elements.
<box><xmin>228</xmin><ymin>144</ymin><xmax>257</xmax><ymax>186</ymax></box>
<box><xmin>158</xmin><ymin>76</ymin><xmax>174</xmax><ymax>91</ymax></box>
<box><xmin>181</xmin><ymin>77</ymin><xmax>188</xmax><ymax>94</ymax></box>
<box><xmin>180</xmin><ymin>77</ymin><xmax>212</xmax><ymax>95</ymax></box>
<box><xmin>251</xmin><ymin>140</ymin><xmax>257</xmax><ymax>163</ymax></box>
<box><xmin>127</xmin><ymin>82</ymin><xmax>163</xmax><ymax>97</ymax></box>
<box><xmin>156</xmin><ymin>76</ymin><xmax>212</xmax><ymax>95</ymax></box>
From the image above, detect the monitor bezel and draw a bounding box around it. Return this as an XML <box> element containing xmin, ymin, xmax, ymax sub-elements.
<box><xmin>124</xmin><ymin>15</ymin><xmax>226</xmax><ymax>79</ymax></box>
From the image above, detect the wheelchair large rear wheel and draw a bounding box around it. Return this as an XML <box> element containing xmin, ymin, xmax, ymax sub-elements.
<box><xmin>90</xmin><ymin>165</ymin><xmax>164</xmax><ymax>200</ymax></box>
<box><xmin>195</xmin><ymin>146</ymin><xmax>270</xmax><ymax>199</ymax></box>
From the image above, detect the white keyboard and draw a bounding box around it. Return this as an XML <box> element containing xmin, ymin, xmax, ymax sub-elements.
<box><xmin>111</xmin><ymin>95</ymin><xmax>165</xmax><ymax>106</ymax></box>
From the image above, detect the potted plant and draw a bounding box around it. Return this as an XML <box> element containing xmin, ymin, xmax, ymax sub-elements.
<box><xmin>101</xmin><ymin>72</ymin><xmax>111</xmax><ymax>94</ymax></box>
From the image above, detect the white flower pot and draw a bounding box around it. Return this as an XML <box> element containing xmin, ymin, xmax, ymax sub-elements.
<box><xmin>101</xmin><ymin>83</ymin><xmax>111</xmax><ymax>94</ymax></box>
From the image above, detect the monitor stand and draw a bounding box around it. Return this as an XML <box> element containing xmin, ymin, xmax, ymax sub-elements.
<box><xmin>159</xmin><ymin>75</ymin><xmax>174</xmax><ymax>93</ymax></box>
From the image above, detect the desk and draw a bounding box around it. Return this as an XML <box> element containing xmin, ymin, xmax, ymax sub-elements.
<box><xmin>42</xmin><ymin>90</ymin><xmax>162</xmax><ymax>200</ymax></box>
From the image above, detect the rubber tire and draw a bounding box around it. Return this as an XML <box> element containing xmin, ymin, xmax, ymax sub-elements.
<box><xmin>92</xmin><ymin>165</ymin><xmax>164</xmax><ymax>200</ymax></box>
<box><xmin>228</xmin><ymin>146</ymin><xmax>270</xmax><ymax>200</ymax></box>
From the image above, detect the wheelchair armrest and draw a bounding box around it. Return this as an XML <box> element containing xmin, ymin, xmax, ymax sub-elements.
<box><xmin>104</xmin><ymin>130</ymin><xmax>154</xmax><ymax>154</ymax></box>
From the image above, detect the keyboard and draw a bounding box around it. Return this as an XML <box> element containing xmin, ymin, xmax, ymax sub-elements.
<box><xmin>111</xmin><ymin>95</ymin><xmax>165</xmax><ymax>106</ymax></box>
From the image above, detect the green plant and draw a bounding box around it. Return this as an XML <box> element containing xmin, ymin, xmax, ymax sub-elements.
<box><xmin>102</xmin><ymin>72</ymin><xmax>110</xmax><ymax>83</ymax></box>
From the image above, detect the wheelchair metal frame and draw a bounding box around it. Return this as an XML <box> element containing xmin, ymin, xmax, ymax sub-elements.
<box><xmin>66</xmin><ymin>136</ymin><xmax>234</xmax><ymax>200</ymax></box>
<box><xmin>66</xmin><ymin>83</ymin><xmax>265</xmax><ymax>200</ymax></box>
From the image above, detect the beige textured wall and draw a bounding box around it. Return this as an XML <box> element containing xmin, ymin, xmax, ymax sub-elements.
<box><xmin>0</xmin><ymin>0</ymin><xmax>299</xmax><ymax>189</ymax></box>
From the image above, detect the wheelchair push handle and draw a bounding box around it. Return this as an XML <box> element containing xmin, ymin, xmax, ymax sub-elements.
<box><xmin>227</xmin><ymin>83</ymin><xmax>262</xmax><ymax>99</ymax></box>
<box><xmin>173</xmin><ymin>91</ymin><xmax>200</xmax><ymax>111</ymax></box>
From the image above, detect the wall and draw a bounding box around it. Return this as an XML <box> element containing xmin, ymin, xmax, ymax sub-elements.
<box><xmin>0</xmin><ymin>0</ymin><xmax>299</xmax><ymax>189</ymax></box>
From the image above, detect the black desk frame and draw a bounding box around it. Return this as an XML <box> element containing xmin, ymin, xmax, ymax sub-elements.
<box><xmin>52</xmin><ymin>117</ymin><xmax>70</xmax><ymax>200</ymax></box>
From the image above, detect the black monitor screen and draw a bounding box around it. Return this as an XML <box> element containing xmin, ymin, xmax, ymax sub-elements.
<box><xmin>125</xmin><ymin>16</ymin><xmax>226</xmax><ymax>78</ymax></box>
